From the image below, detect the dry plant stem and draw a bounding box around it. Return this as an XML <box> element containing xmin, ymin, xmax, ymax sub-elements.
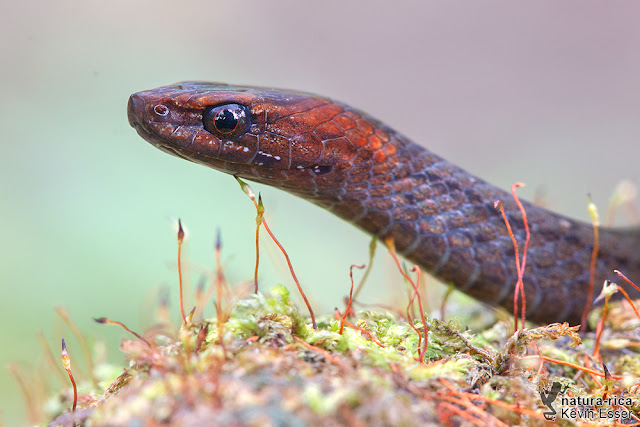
<box><xmin>37</xmin><ymin>331</ymin><xmax>67</xmax><ymax>386</ymax></box>
<box><xmin>177</xmin><ymin>219</ymin><xmax>187</xmax><ymax>324</ymax></box>
<box><xmin>236</xmin><ymin>176</ymin><xmax>316</xmax><ymax>329</ymax></box>
<box><xmin>385</xmin><ymin>237</ymin><xmax>429</xmax><ymax>361</ymax></box>
<box><xmin>55</xmin><ymin>306</ymin><xmax>97</xmax><ymax>387</ymax></box>
<box><xmin>494</xmin><ymin>200</ymin><xmax>526</xmax><ymax>331</ymax></box>
<box><xmin>339</xmin><ymin>264</ymin><xmax>365</xmax><ymax>334</ymax></box>
<box><xmin>581</xmin><ymin>197</ymin><xmax>600</xmax><ymax>332</ymax></box>
<box><xmin>353</xmin><ymin>236</ymin><xmax>377</xmax><ymax>300</ymax></box>
<box><xmin>93</xmin><ymin>317</ymin><xmax>152</xmax><ymax>347</ymax></box>
<box><xmin>60</xmin><ymin>339</ymin><xmax>77</xmax><ymax>412</ymax></box>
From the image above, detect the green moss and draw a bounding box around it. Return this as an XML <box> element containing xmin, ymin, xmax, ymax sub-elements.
<box><xmin>45</xmin><ymin>286</ymin><xmax>640</xmax><ymax>426</ymax></box>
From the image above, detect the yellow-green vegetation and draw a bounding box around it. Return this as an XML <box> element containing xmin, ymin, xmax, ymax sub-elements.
<box><xmin>46</xmin><ymin>284</ymin><xmax>640</xmax><ymax>426</ymax></box>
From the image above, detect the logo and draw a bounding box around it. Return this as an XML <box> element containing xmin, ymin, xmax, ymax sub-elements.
<box><xmin>539</xmin><ymin>382</ymin><xmax>569</xmax><ymax>421</ymax></box>
<box><xmin>539</xmin><ymin>382</ymin><xmax>635</xmax><ymax>422</ymax></box>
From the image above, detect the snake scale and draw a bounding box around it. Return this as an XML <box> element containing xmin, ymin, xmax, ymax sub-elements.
<box><xmin>128</xmin><ymin>82</ymin><xmax>640</xmax><ymax>325</ymax></box>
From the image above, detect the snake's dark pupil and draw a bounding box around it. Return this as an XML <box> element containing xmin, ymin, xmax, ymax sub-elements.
<box><xmin>202</xmin><ymin>103</ymin><xmax>250</xmax><ymax>138</ymax></box>
<box><xmin>214</xmin><ymin>109</ymin><xmax>238</xmax><ymax>133</ymax></box>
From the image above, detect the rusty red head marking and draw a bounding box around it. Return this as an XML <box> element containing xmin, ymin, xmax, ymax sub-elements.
<box><xmin>127</xmin><ymin>82</ymin><xmax>378</xmax><ymax>192</ymax></box>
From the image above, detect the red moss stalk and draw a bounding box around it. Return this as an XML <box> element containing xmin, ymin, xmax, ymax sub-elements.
<box><xmin>592</xmin><ymin>280</ymin><xmax>614</xmax><ymax>361</ymax></box>
<box><xmin>254</xmin><ymin>195</ymin><xmax>265</xmax><ymax>293</ymax></box>
<box><xmin>334</xmin><ymin>309</ymin><xmax>385</xmax><ymax>347</ymax></box>
<box><xmin>236</xmin><ymin>176</ymin><xmax>316</xmax><ymax>329</ymax></box>
<box><xmin>94</xmin><ymin>317</ymin><xmax>152</xmax><ymax>347</ymax></box>
<box><xmin>494</xmin><ymin>197</ymin><xmax>527</xmax><ymax>331</ymax></box>
<box><xmin>177</xmin><ymin>219</ymin><xmax>187</xmax><ymax>324</ymax></box>
<box><xmin>61</xmin><ymin>339</ymin><xmax>77</xmax><ymax>412</ymax></box>
<box><xmin>581</xmin><ymin>196</ymin><xmax>600</xmax><ymax>332</ymax></box>
<box><xmin>511</xmin><ymin>183</ymin><xmax>530</xmax><ymax>328</ymax></box>
<box><xmin>614</xmin><ymin>269</ymin><xmax>640</xmax><ymax>292</ymax></box>
<box><xmin>55</xmin><ymin>306</ymin><xmax>97</xmax><ymax>387</ymax></box>
<box><xmin>386</xmin><ymin>237</ymin><xmax>429</xmax><ymax>361</ymax></box>
<box><xmin>353</xmin><ymin>236</ymin><xmax>378</xmax><ymax>300</ymax></box>
<box><xmin>339</xmin><ymin>264</ymin><xmax>365</xmax><ymax>334</ymax></box>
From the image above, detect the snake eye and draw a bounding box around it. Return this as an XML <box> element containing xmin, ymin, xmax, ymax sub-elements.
<box><xmin>202</xmin><ymin>104</ymin><xmax>251</xmax><ymax>139</ymax></box>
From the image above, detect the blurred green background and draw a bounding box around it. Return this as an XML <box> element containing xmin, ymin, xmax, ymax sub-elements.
<box><xmin>2</xmin><ymin>1</ymin><xmax>640</xmax><ymax>424</ymax></box>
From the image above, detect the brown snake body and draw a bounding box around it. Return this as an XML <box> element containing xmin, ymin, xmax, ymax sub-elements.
<box><xmin>128</xmin><ymin>82</ymin><xmax>640</xmax><ymax>325</ymax></box>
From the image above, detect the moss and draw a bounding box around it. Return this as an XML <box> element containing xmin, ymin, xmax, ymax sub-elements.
<box><xmin>45</xmin><ymin>286</ymin><xmax>640</xmax><ymax>426</ymax></box>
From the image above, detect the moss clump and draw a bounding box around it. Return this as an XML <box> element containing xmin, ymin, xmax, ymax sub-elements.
<box><xmin>47</xmin><ymin>286</ymin><xmax>640</xmax><ymax>426</ymax></box>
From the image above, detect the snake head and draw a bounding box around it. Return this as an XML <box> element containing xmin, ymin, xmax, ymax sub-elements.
<box><xmin>128</xmin><ymin>82</ymin><xmax>381</xmax><ymax>196</ymax></box>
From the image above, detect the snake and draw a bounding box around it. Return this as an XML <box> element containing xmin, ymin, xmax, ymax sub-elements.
<box><xmin>128</xmin><ymin>81</ymin><xmax>640</xmax><ymax>325</ymax></box>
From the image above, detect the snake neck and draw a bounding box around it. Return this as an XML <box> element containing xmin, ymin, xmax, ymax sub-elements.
<box><xmin>128</xmin><ymin>83</ymin><xmax>640</xmax><ymax>326</ymax></box>
<box><xmin>306</xmin><ymin>130</ymin><xmax>640</xmax><ymax>325</ymax></box>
